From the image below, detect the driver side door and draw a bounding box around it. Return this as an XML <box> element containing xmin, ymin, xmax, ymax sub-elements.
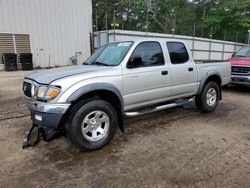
<box><xmin>122</xmin><ymin>41</ymin><xmax>171</xmax><ymax>110</ymax></box>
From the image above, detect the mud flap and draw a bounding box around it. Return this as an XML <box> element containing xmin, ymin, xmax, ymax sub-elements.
<box><xmin>22</xmin><ymin>124</ymin><xmax>61</xmax><ymax>149</ymax></box>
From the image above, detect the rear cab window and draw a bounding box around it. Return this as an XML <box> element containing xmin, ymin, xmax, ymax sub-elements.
<box><xmin>166</xmin><ymin>42</ymin><xmax>189</xmax><ymax>64</ymax></box>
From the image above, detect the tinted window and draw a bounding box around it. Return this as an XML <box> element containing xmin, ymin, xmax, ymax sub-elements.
<box><xmin>167</xmin><ymin>42</ymin><xmax>189</xmax><ymax>64</ymax></box>
<box><xmin>128</xmin><ymin>42</ymin><xmax>164</xmax><ymax>68</ymax></box>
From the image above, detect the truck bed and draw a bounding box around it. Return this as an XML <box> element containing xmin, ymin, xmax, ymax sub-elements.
<box><xmin>195</xmin><ymin>60</ymin><xmax>231</xmax><ymax>87</ymax></box>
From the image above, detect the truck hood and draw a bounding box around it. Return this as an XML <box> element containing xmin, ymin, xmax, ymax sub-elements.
<box><xmin>25</xmin><ymin>65</ymin><xmax>110</xmax><ymax>84</ymax></box>
<box><xmin>227</xmin><ymin>57</ymin><xmax>250</xmax><ymax>66</ymax></box>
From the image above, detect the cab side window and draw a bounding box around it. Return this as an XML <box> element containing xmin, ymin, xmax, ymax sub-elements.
<box><xmin>127</xmin><ymin>42</ymin><xmax>164</xmax><ymax>68</ymax></box>
<box><xmin>166</xmin><ymin>42</ymin><xmax>189</xmax><ymax>64</ymax></box>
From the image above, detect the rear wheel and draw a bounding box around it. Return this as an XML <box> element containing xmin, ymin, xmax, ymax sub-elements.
<box><xmin>66</xmin><ymin>99</ymin><xmax>118</xmax><ymax>151</ymax></box>
<box><xmin>195</xmin><ymin>81</ymin><xmax>220</xmax><ymax>113</ymax></box>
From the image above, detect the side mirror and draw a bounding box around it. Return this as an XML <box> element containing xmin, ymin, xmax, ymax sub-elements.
<box><xmin>231</xmin><ymin>53</ymin><xmax>236</xmax><ymax>58</ymax></box>
<box><xmin>127</xmin><ymin>56</ymin><xmax>143</xmax><ymax>68</ymax></box>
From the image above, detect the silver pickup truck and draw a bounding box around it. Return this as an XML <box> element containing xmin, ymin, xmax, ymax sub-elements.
<box><xmin>23</xmin><ymin>39</ymin><xmax>231</xmax><ymax>151</ymax></box>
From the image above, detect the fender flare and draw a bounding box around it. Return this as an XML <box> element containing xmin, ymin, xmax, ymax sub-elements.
<box><xmin>66</xmin><ymin>83</ymin><xmax>124</xmax><ymax>132</ymax></box>
<box><xmin>67</xmin><ymin>83</ymin><xmax>123</xmax><ymax>105</ymax></box>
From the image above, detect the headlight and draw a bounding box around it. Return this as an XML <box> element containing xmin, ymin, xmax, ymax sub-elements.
<box><xmin>36</xmin><ymin>86</ymin><xmax>48</xmax><ymax>98</ymax></box>
<box><xmin>36</xmin><ymin>86</ymin><xmax>61</xmax><ymax>100</ymax></box>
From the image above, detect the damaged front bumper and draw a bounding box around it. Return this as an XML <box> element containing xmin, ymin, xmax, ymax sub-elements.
<box><xmin>26</xmin><ymin>100</ymin><xmax>70</xmax><ymax>128</ymax></box>
<box><xmin>23</xmin><ymin>100</ymin><xmax>70</xmax><ymax>149</ymax></box>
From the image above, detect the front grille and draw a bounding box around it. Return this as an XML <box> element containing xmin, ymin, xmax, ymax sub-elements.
<box><xmin>231</xmin><ymin>66</ymin><xmax>250</xmax><ymax>74</ymax></box>
<box><xmin>23</xmin><ymin>82</ymin><xmax>32</xmax><ymax>98</ymax></box>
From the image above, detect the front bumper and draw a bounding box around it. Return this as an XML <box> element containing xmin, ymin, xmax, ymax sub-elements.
<box><xmin>231</xmin><ymin>75</ymin><xmax>250</xmax><ymax>87</ymax></box>
<box><xmin>26</xmin><ymin>100</ymin><xmax>70</xmax><ymax>128</ymax></box>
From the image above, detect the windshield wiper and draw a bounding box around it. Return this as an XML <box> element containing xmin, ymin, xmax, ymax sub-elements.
<box><xmin>92</xmin><ymin>61</ymin><xmax>110</xmax><ymax>66</ymax></box>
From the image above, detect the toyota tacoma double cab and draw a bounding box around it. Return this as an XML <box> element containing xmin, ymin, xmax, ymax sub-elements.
<box><xmin>23</xmin><ymin>39</ymin><xmax>231</xmax><ymax>151</ymax></box>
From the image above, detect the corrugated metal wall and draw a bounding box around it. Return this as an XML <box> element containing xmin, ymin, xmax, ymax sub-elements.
<box><xmin>0</xmin><ymin>0</ymin><xmax>92</xmax><ymax>67</ymax></box>
<box><xmin>94</xmin><ymin>30</ymin><xmax>245</xmax><ymax>61</ymax></box>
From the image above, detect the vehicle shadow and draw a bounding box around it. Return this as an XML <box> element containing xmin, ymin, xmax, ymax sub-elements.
<box><xmin>223</xmin><ymin>85</ymin><xmax>250</xmax><ymax>94</ymax></box>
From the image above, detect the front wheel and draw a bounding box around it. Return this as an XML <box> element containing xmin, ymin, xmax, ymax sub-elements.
<box><xmin>66</xmin><ymin>99</ymin><xmax>118</xmax><ymax>151</ymax></box>
<box><xmin>195</xmin><ymin>81</ymin><xmax>220</xmax><ymax>113</ymax></box>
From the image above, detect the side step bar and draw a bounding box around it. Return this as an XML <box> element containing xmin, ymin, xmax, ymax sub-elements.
<box><xmin>124</xmin><ymin>98</ymin><xmax>194</xmax><ymax>118</ymax></box>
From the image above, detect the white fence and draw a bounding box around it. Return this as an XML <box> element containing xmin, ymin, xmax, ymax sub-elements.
<box><xmin>94</xmin><ymin>30</ymin><xmax>245</xmax><ymax>61</ymax></box>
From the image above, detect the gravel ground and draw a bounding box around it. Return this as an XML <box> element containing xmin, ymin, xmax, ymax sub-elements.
<box><xmin>0</xmin><ymin>71</ymin><xmax>249</xmax><ymax>188</ymax></box>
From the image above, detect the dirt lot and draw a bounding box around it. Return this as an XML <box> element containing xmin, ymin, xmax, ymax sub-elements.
<box><xmin>0</xmin><ymin>71</ymin><xmax>249</xmax><ymax>188</ymax></box>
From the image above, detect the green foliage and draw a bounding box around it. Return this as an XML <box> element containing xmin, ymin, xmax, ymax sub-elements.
<box><xmin>93</xmin><ymin>0</ymin><xmax>250</xmax><ymax>43</ymax></box>
<box><xmin>204</xmin><ymin>0</ymin><xmax>250</xmax><ymax>42</ymax></box>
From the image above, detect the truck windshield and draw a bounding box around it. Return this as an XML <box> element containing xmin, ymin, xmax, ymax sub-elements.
<box><xmin>234</xmin><ymin>46</ymin><xmax>250</xmax><ymax>57</ymax></box>
<box><xmin>83</xmin><ymin>42</ymin><xmax>133</xmax><ymax>66</ymax></box>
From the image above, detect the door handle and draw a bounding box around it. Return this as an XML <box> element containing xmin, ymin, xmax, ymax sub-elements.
<box><xmin>161</xmin><ymin>70</ymin><xmax>168</xmax><ymax>75</ymax></box>
<box><xmin>188</xmin><ymin>67</ymin><xmax>193</xmax><ymax>72</ymax></box>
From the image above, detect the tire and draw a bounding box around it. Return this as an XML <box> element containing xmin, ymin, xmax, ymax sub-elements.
<box><xmin>66</xmin><ymin>99</ymin><xmax>118</xmax><ymax>151</ymax></box>
<box><xmin>195</xmin><ymin>81</ymin><xmax>220</xmax><ymax>113</ymax></box>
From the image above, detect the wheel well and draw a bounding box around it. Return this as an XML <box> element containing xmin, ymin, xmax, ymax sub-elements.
<box><xmin>203</xmin><ymin>75</ymin><xmax>222</xmax><ymax>100</ymax></box>
<box><xmin>63</xmin><ymin>90</ymin><xmax>124</xmax><ymax>132</ymax></box>
<box><xmin>205</xmin><ymin>75</ymin><xmax>222</xmax><ymax>86</ymax></box>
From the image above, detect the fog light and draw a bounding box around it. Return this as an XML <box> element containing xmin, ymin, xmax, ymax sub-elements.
<box><xmin>35</xmin><ymin>114</ymin><xmax>42</xmax><ymax>121</ymax></box>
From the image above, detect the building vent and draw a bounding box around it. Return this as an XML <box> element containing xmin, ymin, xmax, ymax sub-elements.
<box><xmin>0</xmin><ymin>33</ymin><xmax>31</xmax><ymax>64</ymax></box>
<box><xmin>0</xmin><ymin>34</ymin><xmax>15</xmax><ymax>64</ymax></box>
<box><xmin>15</xmin><ymin>34</ymin><xmax>31</xmax><ymax>54</ymax></box>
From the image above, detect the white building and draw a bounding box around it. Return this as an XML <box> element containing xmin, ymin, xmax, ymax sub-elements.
<box><xmin>0</xmin><ymin>0</ymin><xmax>92</xmax><ymax>68</ymax></box>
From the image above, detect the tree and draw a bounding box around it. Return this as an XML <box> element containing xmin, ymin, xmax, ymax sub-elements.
<box><xmin>204</xmin><ymin>0</ymin><xmax>250</xmax><ymax>42</ymax></box>
<box><xmin>92</xmin><ymin>0</ymin><xmax>250</xmax><ymax>43</ymax></box>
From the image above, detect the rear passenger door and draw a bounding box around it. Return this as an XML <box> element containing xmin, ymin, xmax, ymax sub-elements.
<box><xmin>166</xmin><ymin>42</ymin><xmax>198</xmax><ymax>97</ymax></box>
<box><xmin>122</xmin><ymin>41</ymin><xmax>171</xmax><ymax>110</ymax></box>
